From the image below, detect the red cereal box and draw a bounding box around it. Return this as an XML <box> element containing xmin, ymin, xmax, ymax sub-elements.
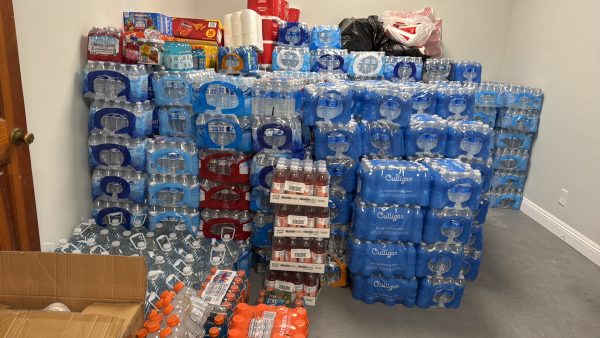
<box><xmin>172</xmin><ymin>18</ymin><xmax>223</xmax><ymax>45</ymax></box>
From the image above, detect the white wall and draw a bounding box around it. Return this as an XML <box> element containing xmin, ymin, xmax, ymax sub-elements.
<box><xmin>499</xmin><ymin>0</ymin><xmax>600</xmax><ymax>244</ymax></box>
<box><xmin>13</xmin><ymin>0</ymin><xmax>197</xmax><ymax>247</ymax></box>
<box><xmin>195</xmin><ymin>0</ymin><xmax>514</xmax><ymax>79</ymax></box>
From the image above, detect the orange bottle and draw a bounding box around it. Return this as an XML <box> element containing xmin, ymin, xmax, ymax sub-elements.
<box><xmin>209</xmin><ymin>326</ymin><xmax>220</xmax><ymax>338</ymax></box>
<box><xmin>227</xmin><ymin>328</ymin><xmax>245</xmax><ymax>338</ymax></box>
<box><xmin>159</xmin><ymin>327</ymin><xmax>172</xmax><ymax>338</ymax></box>
<box><xmin>136</xmin><ymin>328</ymin><xmax>148</xmax><ymax>338</ymax></box>
<box><xmin>145</xmin><ymin>321</ymin><xmax>161</xmax><ymax>336</ymax></box>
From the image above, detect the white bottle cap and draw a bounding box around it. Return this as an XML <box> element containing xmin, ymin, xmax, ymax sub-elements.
<box><xmin>185</xmin><ymin>254</ymin><xmax>194</xmax><ymax>261</ymax></box>
<box><xmin>155</xmin><ymin>255</ymin><xmax>165</xmax><ymax>263</ymax></box>
<box><xmin>211</xmin><ymin>256</ymin><xmax>221</xmax><ymax>265</ymax></box>
<box><xmin>112</xmin><ymin>241</ymin><xmax>120</xmax><ymax>247</ymax></box>
<box><xmin>100</xmin><ymin>229</ymin><xmax>109</xmax><ymax>235</ymax></box>
<box><xmin>123</xmin><ymin>231</ymin><xmax>132</xmax><ymax>237</ymax></box>
<box><xmin>164</xmin><ymin>243</ymin><xmax>172</xmax><ymax>250</ymax></box>
<box><xmin>183</xmin><ymin>266</ymin><xmax>192</xmax><ymax>274</ymax></box>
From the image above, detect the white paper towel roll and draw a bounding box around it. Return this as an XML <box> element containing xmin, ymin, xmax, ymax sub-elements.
<box><xmin>223</xmin><ymin>13</ymin><xmax>233</xmax><ymax>36</ymax></box>
<box><xmin>241</xmin><ymin>9</ymin><xmax>259</xmax><ymax>35</ymax></box>
<box><xmin>232</xmin><ymin>11</ymin><xmax>243</xmax><ymax>47</ymax></box>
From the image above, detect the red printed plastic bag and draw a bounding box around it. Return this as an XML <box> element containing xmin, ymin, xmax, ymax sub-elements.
<box><xmin>381</xmin><ymin>8</ymin><xmax>442</xmax><ymax>56</ymax></box>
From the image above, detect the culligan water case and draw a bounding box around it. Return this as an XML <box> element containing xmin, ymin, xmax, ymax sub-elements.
<box><xmin>252</xmin><ymin>77</ymin><xmax>304</xmax><ymax>116</ymax></box>
<box><xmin>502</xmin><ymin>85</ymin><xmax>544</xmax><ymax>110</ymax></box>
<box><xmin>404</xmin><ymin>114</ymin><xmax>448</xmax><ymax>158</ymax></box>
<box><xmin>147</xmin><ymin>174</ymin><xmax>200</xmax><ymax>208</ymax></box>
<box><xmin>92</xmin><ymin>199</ymin><xmax>147</xmax><ymax>230</ymax></box>
<box><xmin>461</xmin><ymin>157</ymin><xmax>493</xmax><ymax>192</ymax></box>
<box><xmin>329</xmin><ymin>186</ymin><xmax>352</xmax><ymax>225</ymax></box>
<box><xmin>350</xmin><ymin>80</ymin><xmax>387</xmax><ymax>120</ymax></box>
<box><xmin>272</xmin><ymin>46</ymin><xmax>311</xmax><ymax>72</ymax></box>
<box><xmin>278</xmin><ymin>21</ymin><xmax>310</xmax><ymax>47</ymax></box>
<box><xmin>347</xmin><ymin>52</ymin><xmax>385</xmax><ymax>79</ymax></box>
<box><xmin>424</xmin><ymin>58</ymin><xmax>452</xmax><ymax>82</ymax></box>
<box><xmin>359</xmin><ymin>120</ymin><xmax>404</xmax><ymax>158</ymax></box>
<box><xmin>496</xmin><ymin>108</ymin><xmax>540</xmax><ymax>133</ymax></box>
<box><xmin>83</xmin><ymin>61</ymin><xmax>149</xmax><ymax>102</ymax></box>
<box><xmin>92</xmin><ymin>167</ymin><xmax>146</xmax><ymax>204</ymax></box>
<box><xmin>492</xmin><ymin>148</ymin><xmax>529</xmax><ymax>172</ymax></box>
<box><xmin>470</xmin><ymin>81</ymin><xmax>505</xmax><ymax>107</ymax></box>
<box><xmin>303</xmin><ymin>82</ymin><xmax>353</xmax><ymax>126</ymax></box>
<box><xmin>148</xmin><ymin>206</ymin><xmax>200</xmax><ymax>234</ymax></box>
<box><xmin>461</xmin><ymin>248</ymin><xmax>482</xmax><ymax>281</ymax></box>
<box><xmin>252</xmin><ymin>115</ymin><xmax>303</xmax><ymax>153</ymax></box>
<box><xmin>494</xmin><ymin>130</ymin><xmax>533</xmax><ymax>151</ymax></box>
<box><xmin>351</xmin><ymin>274</ymin><xmax>418</xmax><ymax>307</ymax></box>
<box><xmin>434</xmin><ymin>84</ymin><xmax>475</xmax><ymax>120</ymax></box>
<box><xmin>416</xmin><ymin>276</ymin><xmax>465</xmax><ymax>308</ymax></box>
<box><xmin>491</xmin><ymin>170</ymin><xmax>526</xmax><ymax>190</ymax></box>
<box><xmin>451</xmin><ymin>60</ymin><xmax>482</xmax><ymax>83</ymax></box>
<box><xmin>467</xmin><ymin>223</ymin><xmax>483</xmax><ymax>250</ymax></box>
<box><xmin>446</xmin><ymin>120</ymin><xmax>493</xmax><ymax>161</ymax></box>
<box><xmin>473</xmin><ymin>198</ymin><xmax>490</xmax><ymax>225</ymax></box>
<box><xmin>146</xmin><ymin>138</ymin><xmax>199</xmax><ymax>176</ymax></box>
<box><xmin>88</xmin><ymin>133</ymin><xmax>146</xmax><ymax>171</ymax></box>
<box><xmin>469</xmin><ymin>107</ymin><xmax>498</xmax><ymax>128</ymax></box>
<box><xmin>200</xmin><ymin>149</ymin><xmax>251</xmax><ymax>184</ymax></box>
<box><xmin>157</xmin><ymin>104</ymin><xmax>196</xmax><ymax>138</ymax></box>
<box><xmin>408</xmin><ymin>83</ymin><xmax>437</xmax><ymax>115</ymax></box>
<box><xmin>352</xmin><ymin>198</ymin><xmax>423</xmax><ymax>243</ymax></box>
<box><xmin>311</xmin><ymin>49</ymin><xmax>348</xmax><ymax>73</ymax></box>
<box><xmin>314</xmin><ymin>120</ymin><xmax>362</xmax><ymax>160</ymax></box>
<box><xmin>199</xmin><ymin>179</ymin><xmax>251</xmax><ymax>210</ymax></box>
<box><xmin>310</xmin><ymin>25</ymin><xmax>341</xmax><ymax>50</ymax></box>
<box><xmin>384</xmin><ymin>56</ymin><xmax>423</xmax><ymax>82</ymax></box>
<box><xmin>200</xmin><ymin>209</ymin><xmax>252</xmax><ymax>240</ymax></box>
<box><xmin>359</xmin><ymin>84</ymin><xmax>413</xmax><ymax>126</ymax></box>
<box><xmin>250</xmin><ymin>187</ymin><xmax>273</xmax><ymax>212</ymax></box>
<box><xmin>488</xmin><ymin>188</ymin><xmax>523</xmax><ymax>209</ymax></box>
<box><xmin>422</xmin><ymin>208</ymin><xmax>473</xmax><ymax>245</ymax></box>
<box><xmin>356</xmin><ymin>159</ymin><xmax>431</xmax><ymax>206</ymax></box>
<box><xmin>421</xmin><ymin>158</ymin><xmax>482</xmax><ymax>210</ymax></box>
<box><xmin>192</xmin><ymin>74</ymin><xmax>255</xmax><ymax>116</ymax></box>
<box><xmin>326</xmin><ymin>157</ymin><xmax>359</xmax><ymax>193</ymax></box>
<box><xmin>89</xmin><ymin>99</ymin><xmax>153</xmax><ymax>137</ymax></box>
<box><xmin>348</xmin><ymin>236</ymin><xmax>416</xmax><ymax>278</ymax></box>
<box><xmin>197</xmin><ymin>113</ymin><xmax>252</xmax><ymax>152</ymax></box>
<box><xmin>415</xmin><ymin>242</ymin><xmax>463</xmax><ymax>278</ymax></box>
<box><xmin>218</xmin><ymin>46</ymin><xmax>259</xmax><ymax>75</ymax></box>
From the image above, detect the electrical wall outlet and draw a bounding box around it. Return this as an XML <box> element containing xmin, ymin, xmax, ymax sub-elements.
<box><xmin>558</xmin><ymin>188</ymin><xmax>568</xmax><ymax>206</ymax></box>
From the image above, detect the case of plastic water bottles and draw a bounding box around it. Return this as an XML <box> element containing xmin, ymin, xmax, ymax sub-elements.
<box><xmin>349</xmin><ymin>81</ymin><xmax>383</xmax><ymax>119</ymax></box>
<box><xmin>493</xmin><ymin>148</ymin><xmax>529</xmax><ymax>172</ymax></box>
<box><xmin>252</xmin><ymin>77</ymin><xmax>304</xmax><ymax>116</ymax></box>
<box><xmin>384</xmin><ymin>56</ymin><xmax>423</xmax><ymax>82</ymax></box>
<box><xmin>461</xmin><ymin>248</ymin><xmax>482</xmax><ymax>281</ymax></box>
<box><xmin>348</xmin><ymin>236</ymin><xmax>416</xmax><ymax>278</ymax></box>
<box><xmin>329</xmin><ymin>186</ymin><xmax>352</xmax><ymax>225</ymax></box>
<box><xmin>423</xmin><ymin>208</ymin><xmax>473</xmax><ymax>245</ymax></box>
<box><xmin>251</xmin><ymin>212</ymin><xmax>274</xmax><ymax>248</ymax></box>
<box><xmin>357</xmin><ymin>159</ymin><xmax>431</xmax><ymax>205</ymax></box>
<box><xmin>310</xmin><ymin>25</ymin><xmax>341</xmax><ymax>50</ymax></box>
<box><xmin>352</xmin><ymin>198</ymin><xmax>423</xmax><ymax>243</ymax></box>
<box><xmin>360</xmin><ymin>85</ymin><xmax>413</xmax><ymax>127</ymax></box>
<box><xmin>151</xmin><ymin>71</ymin><xmax>195</xmax><ymax>106</ymax></box>
<box><xmin>326</xmin><ymin>157</ymin><xmax>359</xmax><ymax>193</ymax></box>
<box><xmin>92</xmin><ymin>167</ymin><xmax>146</xmax><ymax>204</ymax></box>
<box><xmin>157</xmin><ymin>104</ymin><xmax>196</xmax><ymax>138</ymax></box>
<box><xmin>250</xmin><ymin>152</ymin><xmax>302</xmax><ymax>189</ymax></box>
<box><xmin>360</xmin><ymin>120</ymin><xmax>404</xmax><ymax>158</ymax></box>
<box><xmin>404</xmin><ymin>114</ymin><xmax>448</xmax><ymax>158</ymax></box>
<box><xmin>351</xmin><ymin>274</ymin><xmax>417</xmax><ymax>307</ymax></box>
<box><xmin>250</xmin><ymin>187</ymin><xmax>273</xmax><ymax>212</ymax></box>
<box><xmin>502</xmin><ymin>85</ymin><xmax>544</xmax><ymax>110</ymax></box>
<box><xmin>278</xmin><ymin>21</ymin><xmax>310</xmax><ymax>47</ymax></box>
<box><xmin>421</xmin><ymin>158</ymin><xmax>483</xmax><ymax>210</ymax></box>
<box><xmin>473</xmin><ymin>198</ymin><xmax>490</xmax><ymax>225</ymax></box>
<box><xmin>488</xmin><ymin>188</ymin><xmax>523</xmax><ymax>209</ymax></box>
<box><xmin>446</xmin><ymin>120</ymin><xmax>493</xmax><ymax>161</ymax></box>
<box><xmin>495</xmin><ymin>130</ymin><xmax>533</xmax><ymax>151</ymax></box>
<box><xmin>146</xmin><ymin>138</ymin><xmax>199</xmax><ymax>176</ymax></box>
<box><xmin>303</xmin><ymin>82</ymin><xmax>353</xmax><ymax>126</ymax></box>
<box><xmin>434</xmin><ymin>84</ymin><xmax>475</xmax><ymax>120</ymax></box>
<box><xmin>89</xmin><ymin>99</ymin><xmax>153</xmax><ymax>137</ymax></box>
<box><xmin>314</xmin><ymin>120</ymin><xmax>362</xmax><ymax>160</ymax></box>
<box><xmin>192</xmin><ymin>74</ymin><xmax>255</xmax><ymax>116</ymax></box>
<box><xmin>147</xmin><ymin>174</ymin><xmax>200</xmax><ymax>208</ymax></box>
<box><xmin>416</xmin><ymin>276</ymin><xmax>465</xmax><ymax>308</ymax></box>
<box><xmin>451</xmin><ymin>61</ymin><xmax>482</xmax><ymax>83</ymax></box>
<box><xmin>200</xmin><ymin>209</ymin><xmax>252</xmax><ymax>240</ymax></box>
<box><xmin>408</xmin><ymin>83</ymin><xmax>437</xmax><ymax>115</ymax></box>
<box><xmin>424</xmin><ymin>58</ymin><xmax>452</xmax><ymax>82</ymax></box>
<box><xmin>461</xmin><ymin>157</ymin><xmax>493</xmax><ymax>192</ymax></box>
<box><xmin>197</xmin><ymin>114</ymin><xmax>252</xmax><ymax>151</ymax></box>
<box><xmin>469</xmin><ymin>107</ymin><xmax>498</xmax><ymax>128</ymax></box>
<box><xmin>83</xmin><ymin>61</ymin><xmax>149</xmax><ymax>102</ymax></box>
<box><xmin>272</xmin><ymin>46</ymin><xmax>311</xmax><ymax>72</ymax></box>
<box><xmin>491</xmin><ymin>170</ymin><xmax>527</xmax><ymax>190</ymax></box>
<box><xmin>252</xmin><ymin>115</ymin><xmax>304</xmax><ymax>153</ymax></box>
<box><xmin>347</xmin><ymin>52</ymin><xmax>385</xmax><ymax>79</ymax></box>
<box><xmin>496</xmin><ymin>108</ymin><xmax>540</xmax><ymax>133</ymax></box>
<box><xmin>415</xmin><ymin>242</ymin><xmax>463</xmax><ymax>278</ymax></box>
<box><xmin>199</xmin><ymin>179</ymin><xmax>251</xmax><ymax>210</ymax></box>
<box><xmin>199</xmin><ymin>149</ymin><xmax>251</xmax><ymax>184</ymax></box>
<box><xmin>470</xmin><ymin>82</ymin><xmax>505</xmax><ymax>107</ymax></box>
<box><xmin>88</xmin><ymin>133</ymin><xmax>146</xmax><ymax>171</ymax></box>
<box><xmin>218</xmin><ymin>46</ymin><xmax>258</xmax><ymax>75</ymax></box>
<box><xmin>467</xmin><ymin>223</ymin><xmax>483</xmax><ymax>250</ymax></box>
<box><xmin>311</xmin><ymin>49</ymin><xmax>348</xmax><ymax>73</ymax></box>
<box><xmin>148</xmin><ymin>206</ymin><xmax>200</xmax><ymax>234</ymax></box>
<box><xmin>92</xmin><ymin>199</ymin><xmax>147</xmax><ymax>229</ymax></box>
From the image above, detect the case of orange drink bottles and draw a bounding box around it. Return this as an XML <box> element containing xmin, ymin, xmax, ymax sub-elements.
<box><xmin>227</xmin><ymin>303</ymin><xmax>310</xmax><ymax>338</ymax></box>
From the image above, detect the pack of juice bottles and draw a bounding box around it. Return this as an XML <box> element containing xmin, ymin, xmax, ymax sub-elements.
<box><xmin>270</xmin><ymin>158</ymin><xmax>329</xmax><ymax>197</ymax></box>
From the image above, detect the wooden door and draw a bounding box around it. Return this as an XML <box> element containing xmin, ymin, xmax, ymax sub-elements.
<box><xmin>0</xmin><ymin>0</ymin><xmax>39</xmax><ymax>251</ymax></box>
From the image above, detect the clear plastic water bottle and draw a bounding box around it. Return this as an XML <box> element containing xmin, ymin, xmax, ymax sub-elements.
<box><xmin>109</xmin><ymin>240</ymin><xmax>132</xmax><ymax>256</ymax></box>
<box><xmin>96</xmin><ymin>228</ymin><xmax>112</xmax><ymax>248</ymax></box>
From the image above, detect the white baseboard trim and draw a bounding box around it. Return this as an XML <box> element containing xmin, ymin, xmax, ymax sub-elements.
<box><xmin>521</xmin><ymin>198</ymin><xmax>600</xmax><ymax>267</ymax></box>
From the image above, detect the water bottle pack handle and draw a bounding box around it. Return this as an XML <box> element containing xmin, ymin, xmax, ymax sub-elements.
<box><xmin>172</xmin><ymin>259</ymin><xmax>190</xmax><ymax>276</ymax></box>
<box><xmin>256</xmin><ymin>123</ymin><xmax>293</xmax><ymax>150</ymax></box>
<box><xmin>202</xmin><ymin>218</ymin><xmax>250</xmax><ymax>240</ymax></box>
<box><xmin>281</xmin><ymin>24</ymin><xmax>308</xmax><ymax>46</ymax></box>
<box><xmin>165</xmin><ymin>274</ymin><xmax>181</xmax><ymax>289</ymax></box>
<box><xmin>351</xmin><ymin>53</ymin><xmax>384</xmax><ymax>77</ymax></box>
<box><xmin>150</xmin><ymin>147</ymin><xmax>192</xmax><ymax>174</ymax></box>
<box><xmin>129</xmin><ymin>232</ymin><xmax>146</xmax><ymax>247</ymax></box>
<box><xmin>315</xmin><ymin>89</ymin><xmax>345</xmax><ymax>120</ymax></box>
<box><xmin>195</xmin><ymin>81</ymin><xmax>245</xmax><ymax>115</ymax></box>
<box><xmin>379</xmin><ymin>95</ymin><xmax>404</xmax><ymax>121</ymax></box>
<box><xmin>202</xmin><ymin>117</ymin><xmax>243</xmax><ymax>149</ymax></box>
<box><xmin>154</xmin><ymin>211</ymin><xmax>188</xmax><ymax>228</ymax></box>
<box><xmin>201</xmin><ymin>184</ymin><xmax>249</xmax><ymax>210</ymax></box>
<box><xmin>154</xmin><ymin>75</ymin><xmax>190</xmax><ymax>102</ymax></box>
<box><xmin>92</xmin><ymin>108</ymin><xmax>137</xmax><ymax>136</ymax></box>
<box><xmin>60</xmin><ymin>243</ymin><xmax>80</xmax><ymax>253</ymax></box>
<box><xmin>96</xmin><ymin>206</ymin><xmax>131</xmax><ymax>230</ymax></box>
<box><xmin>315</xmin><ymin>54</ymin><xmax>345</xmax><ymax>72</ymax></box>
<box><xmin>368</xmin><ymin>126</ymin><xmax>393</xmax><ymax>145</ymax></box>
<box><xmin>155</xmin><ymin>234</ymin><xmax>172</xmax><ymax>251</ymax></box>
<box><xmin>258</xmin><ymin>165</ymin><xmax>274</xmax><ymax>189</ymax></box>
<box><xmin>91</xmin><ymin>143</ymin><xmax>132</xmax><ymax>167</ymax></box>
<box><xmin>152</xmin><ymin>183</ymin><xmax>190</xmax><ymax>206</ymax></box>
<box><xmin>326</xmin><ymin>129</ymin><xmax>353</xmax><ymax>154</ymax></box>
<box><xmin>89</xmin><ymin>244</ymin><xmax>109</xmax><ymax>255</ymax></box>
<box><xmin>393</xmin><ymin>61</ymin><xmax>416</xmax><ymax>79</ymax></box>
<box><xmin>87</xmin><ymin>70</ymin><xmax>131</xmax><ymax>100</ymax></box>
<box><xmin>200</xmin><ymin>152</ymin><xmax>251</xmax><ymax>183</ymax></box>
<box><xmin>99</xmin><ymin>176</ymin><xmax>131</xmax><ymax>199</ymax></box>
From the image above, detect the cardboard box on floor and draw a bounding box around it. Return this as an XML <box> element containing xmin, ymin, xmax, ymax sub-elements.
<box><xmin>0</xmin><ymin>251</ymin><xmax>147</xmax><ymax>338</ymax></box>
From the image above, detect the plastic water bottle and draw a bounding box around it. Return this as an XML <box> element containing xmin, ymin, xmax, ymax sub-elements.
<box><xmin>96</xmin><ymin>228</ymin><xmax>112</xmax><ymax>248</ymax></box>
<box><xmin>109</xmin><ymin>241</ymin><xmax>132</xmax><ymax>256</ymax></box>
